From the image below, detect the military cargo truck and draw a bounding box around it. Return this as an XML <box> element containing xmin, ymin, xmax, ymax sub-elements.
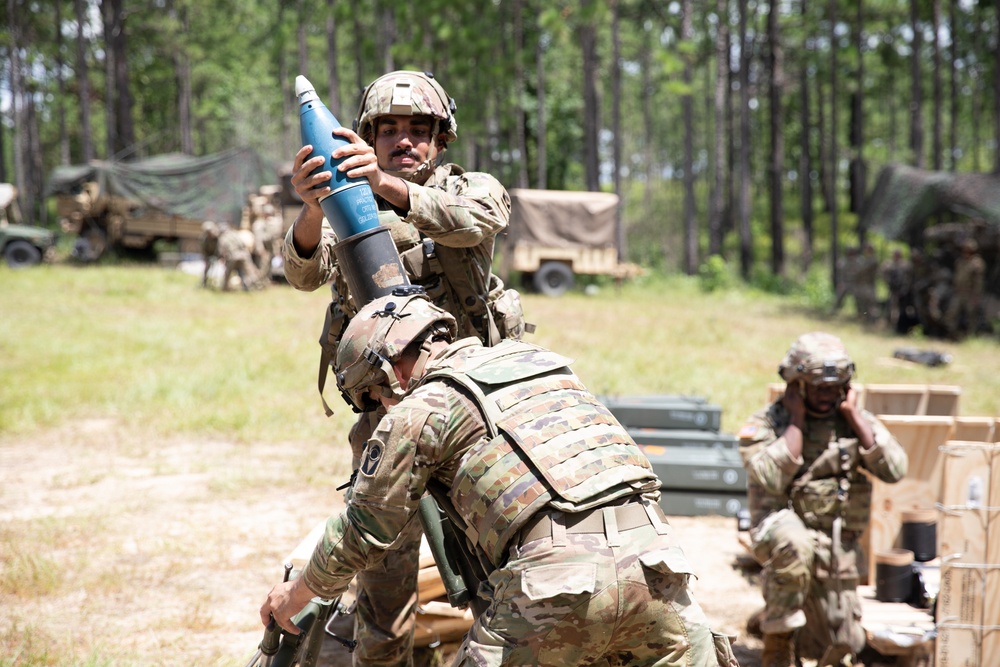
<box><xmin>0</xmin><ymin>183</ymin><xmax>57</xmax><ymax>268</ymax></box>
<box><xmin>47</xmin><ymin>148</ymin><xmax>265</xmax><ymax>261</ymax></box>
<box><xmin>503</xmin><ymin>189</ymin><xmax>641</xmax><ymax>296</ymax></box>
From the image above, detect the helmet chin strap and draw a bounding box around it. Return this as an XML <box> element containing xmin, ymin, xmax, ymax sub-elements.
<box><xmin>381</xmin><ymin>121</ymin><xmax>447</xmax><ymax>185</ymax></box>
<box><xmin>408</xmin><ymin>337</ymin><xmax>438</xmax><ymax>386</ymax></box>
<box><xmin>384</xmin><ymin>149</ymin><xmax>447</xmax><ymax>185</ymax></box>
<box><xmin>805</xmin><ymin>405</ymin><xmax>838</xmax><ymax>419</ymax></box>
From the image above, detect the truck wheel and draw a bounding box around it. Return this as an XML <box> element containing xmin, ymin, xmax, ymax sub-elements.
<box><xmin>533</xmin><ymin>261</ymin><xmax>574</xmax><ymax>297</ymax></box>
<box><xmin>4</xmin><ymin>240</ymin><xmax>42</xmax><ymax>268</ymax></box>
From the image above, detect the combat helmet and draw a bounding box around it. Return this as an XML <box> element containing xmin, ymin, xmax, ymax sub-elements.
<box><xmin>353</xmin><ymin>71</ymin><xmax>458</xmax><ymax>145</ymax></box>
<box><xmin>778</xmin><ymin>332</ymin><xmax>855</xmax><ymax>386</ymax></box>
<box><xmin>335</xmin><ymin>288</ymin><xmax>457</xmax><ymax>412</ymax></box>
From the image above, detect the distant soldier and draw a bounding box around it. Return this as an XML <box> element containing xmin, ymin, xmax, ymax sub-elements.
<box><xmin>200</xmin><ymin>221</ymin><xmax>221</xmax><ymax>288</ymax></box>
<box><xmin>926</xmin><ymin>252</ymin><xmax>954</xmax><ymax>338</ymax></box>
<box><xmin>854</xmin><ymin>243</ymin><xmax>879</xmax><ymax>323</ymax></box>
<box><xmin>944</xmin><ymin>238</ymin><xmax>986</xmax><ymax>339</ymax></box>
<box><xmin>910</xmin><ymin>248</ymin><xmax>933</xmax><ymax>332</ymax></box>
<box><xmin>833</xmin><ymin>246</ymin><xmax>861</xmax><ymax>313</ymax></box>
<box><xmin>880</xmin><ymin>248</ymin><xmax>913</xmax><ymax>333</ymax></box>
<box><xmin>251</xmin><ymin>204</ymin><xmax>283</xmax><ymax>287</ymax></box>
<box><xmin>218</xmin><ymin>224</ymin><xmax>260</xmax><ymax>292</ymax></box>
<box><xmin>739</xmin><ymin>332</ymin><xmax>907</xmax><ymax>667</ymax></box>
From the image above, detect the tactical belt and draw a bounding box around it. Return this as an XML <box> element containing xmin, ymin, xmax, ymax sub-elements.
<box><xmin>519</xmin><ymin>500</ymin><xmax>667</xmax><ymax>546</ymax></box>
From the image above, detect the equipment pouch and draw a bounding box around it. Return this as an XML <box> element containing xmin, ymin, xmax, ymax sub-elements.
<box><xmin>814</xmin><ymin>543</ymin><xmax>860</xmax><ymax>583</ymax></box>
<box><xmin>790</xmin><ymin>477</ymin><xmax>842</xmax><ymax>531</ymax></box>
<box><xmin>491</xmin><ymin>287</ymin><xmax>529</xmax><ymax>340</ymax></box>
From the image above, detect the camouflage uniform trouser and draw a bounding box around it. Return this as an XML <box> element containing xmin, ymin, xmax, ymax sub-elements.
<box><xmin>454</xmin><ymin>503</ymin><xmax>738</xmax><ymax>667</ymax></box>
<box><xmin>222</xmin><ymin>254</ymin><xmax>260</xmax><ymax>291</ymax></box>
<box><xmin>751</xmin><ymin>509</ymin><xmax>865</xmax><ymax>661</ymax></box>
<box><xmin>943</xmin><ymin>290</ymin><xmax>980</xmax><ymax>337</ymax></box>
<box><xmin>349</xmin><ymin>411</ymin><xmax>420</xmax><ymax>667</ymax></box>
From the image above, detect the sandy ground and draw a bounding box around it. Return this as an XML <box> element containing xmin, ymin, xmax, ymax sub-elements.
<box><xmin>1</xmin><ymin>418</ymin><xmax>770</xmax><ymax>666</ymax></box>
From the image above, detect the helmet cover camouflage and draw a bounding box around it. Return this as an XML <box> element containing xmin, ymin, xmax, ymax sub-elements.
<box><xmin>354</xmin><ymin>71</ymin><xmax>458</xmax><ymax>145</ymax></box>
<box><xmin>335</xmin><ymin>290</ymin><xmax>458</xmax><ymax>410</ymax></box>
<box><xmin>778</xmin><ymin>332</ymin><xmax>855</xmax><ymax>385</ymax></box>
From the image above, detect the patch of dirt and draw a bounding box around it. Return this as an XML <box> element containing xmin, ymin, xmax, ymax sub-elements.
<box><xmin>1</xmin><ymin>420</ymin><xmax>769</xmax><ymax>665</ymax></box>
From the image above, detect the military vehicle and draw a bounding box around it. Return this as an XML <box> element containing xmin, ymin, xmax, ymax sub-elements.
<box><xmin>860</xmin><ymin>164</ymin><xmax>1000</xmax><ymax>328</ymax></box>
<box><xmin>502</xmin><ymin>189</ymin><xmax>642</xmax><ymax>297</ymax></box>
<box><xmin>46</xmin><ymin>148</ymin><xmax>266</xmax><ymax>261</ymax></box>
<box><xmin>0</xmin><ymin>183</ymin><xmax>57</xmax><ymax>268</ymax></box>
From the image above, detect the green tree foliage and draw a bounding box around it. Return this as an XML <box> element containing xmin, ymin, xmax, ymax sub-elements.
<box><xmin>2</xmin><ymin>0</ymin><xmax>999</xmax><ymax>280</ymax></box>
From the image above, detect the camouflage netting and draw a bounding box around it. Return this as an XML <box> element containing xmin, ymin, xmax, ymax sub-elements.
<box><xmin>45</xmin><ymin>148</ymin><xmax>265</xmax><ymax>226</ymax></box>
<box><xmin>859</xmin><ymin>164</ymin><xmax>1000</xmax><ymax>245</ymax></box>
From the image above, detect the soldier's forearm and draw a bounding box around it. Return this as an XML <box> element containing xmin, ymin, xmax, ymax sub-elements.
<box><xmin>291</xmin><ymin>204</ymin><xmax>325</xmax><ymax>257</ymax></box>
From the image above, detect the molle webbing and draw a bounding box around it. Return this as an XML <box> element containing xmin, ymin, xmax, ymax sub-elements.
<box><xmin>433</xmin><ymin>344</ymin><xmax>659</xmax><ymax>565</ymax></box>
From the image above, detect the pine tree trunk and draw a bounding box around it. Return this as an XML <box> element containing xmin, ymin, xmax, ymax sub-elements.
<box><xmin>535</xmin><ymin>30</ymin><xmax>547</xmax><ymax>190</ymax></box>
<box><xmin>579</xmin><ymin>0</ymin><xmax>601</xmax><ymax>192</ymax></box>
<box><xmin>513</xmin><ymin>0</ymin><xmax>529</xmax><ymax>189</ymax></box>
<box><xmin>767</xmin><ymin>0</ymin><xmax>785</xmax><ymax>277</ymax></box>
<box><xmin>994</xmin><ymin>0</ymin><xmax>1000</xmax><ymax>173</ymax></box>
<box><xmin>102</xmin><ymin>0</ymin><xmax>117</xmax><ymax>158</ymax></box>
<box><xmin>849</xmin><ymin>1</ymin><xmax>865</xmax><ymax>219</ymax></box>
<box><xmin>830</xmin><ymin>0</ymin><xmax>840</xmax><ymax>293</ymax></box>
<box><xmin>326</xmin><ymin>0</ymin><xmax>341</xmax><ymax>116</ymax></box>
<box><xmin>8</xmin><ymin>0</ymin><xmax>32</xmax><ymax>223</ymax></box>
<box><xmin>611</xmin><ymin>0</ymin><xmax>624</xmax><ymax>260</ymax></box>
<box><xmin>75</xmin><ymin>0</ymin><xmax>93</xmax><ymax>162</ymax></box>
<box><xmin>110</xmin><ymin>0</ymin><xmax>134</xmax><ymax>156</ymax></box>
<box><xmin>932</xmin><ymin>0</ymin><xmax>943</xmax><ymax>170</ymax></box>
<box><xmin>948</xmin><ymin>0</ymin><xmax>958</xmax><ymax>171</ymax></box>
<box><xmin>738</xmin><ymin>0</ymin><xmax>752</xmax><ymax>279</ymax></box>
<box><xmin>799</xmin><ymin>0</ymin><xmax>814</xmax><ymax>273</ymax></box>
<box><xmin>709</xmin><ymin>0</ymin><xmax>728</xmax><ymax>258</ymax></box>
<box><xmin>682</xmin><ymin>0</ymin><xmax>697</xmax><ymax>275</ymax></box>
<box><xmin>175</xmin><ymin>3</ymin><xmax>194</xmax><ymax>155</ymax></box>
<box><xmin>910</xmin><ymin>0</ymin><xmax>925</xmax><ymax>168</ymax></box>
<box><xmin>56</xmin><ymin>0</ymin><xmax>70</xmax><ymax>165</ymax></box>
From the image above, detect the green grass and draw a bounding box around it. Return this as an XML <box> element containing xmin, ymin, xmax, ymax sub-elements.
<box><xmin>2</xmin><ymin>264</ymin><xmax>997</xmax><ymax>440</ymax></box>
<box><xmin>1</xmin><ymin>262</ymin><xmax>998</xmax><ymax>666</ymax></box>
<box><xmin>0</xmin><ymin>264</ymin><xmax>357</xmax><ymax>442</ymax></box>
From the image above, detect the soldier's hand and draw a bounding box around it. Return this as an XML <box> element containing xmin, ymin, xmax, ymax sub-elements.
<box><xmin>838</xmin><ymin>384</ymin><xmax>860</xmax><ymax>417</ymax></box>
<box><xmin>259</xmin><ymin>578</ymin><xmax>315</xmax><ymax>635</ymax></box>
<box><xmin>331</xmin><ymin>127</ymin><xmax>381</xmax><ymax>188</ymax></box>
<box><xmin>781</xmin><ymin>383</ymin><xmax>806</xmax><ymax>425</ymax></box>
<box><xmin>290</xmin><ymin>144</ymin><xmax>330</xmax><ymax>209</ymax></box>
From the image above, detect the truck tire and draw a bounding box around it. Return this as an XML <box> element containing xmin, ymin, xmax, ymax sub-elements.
<box><xmin>3</xmin><ymin>240</ymin><xmax>42</xmax><ymax>268</ymax></box>
<box><xmin>533</xmin><ymin>261</ymin><xmax>574</xmax><ymax>297</ymax></box>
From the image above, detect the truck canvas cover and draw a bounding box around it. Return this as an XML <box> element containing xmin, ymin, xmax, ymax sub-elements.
<box><xmin>860</xmin><ymin>163</ymin><xmax>1000</xmax><ymax>244</ymax></box>
<box><xmin>45</xmin><ymin>147</ymin><xmax>264</xmax><ymax>226</ymax></box>
<box><xmin>508</xmin><ymin>189</ymin><xmax>619</xmax><ymax>249</ymax></box>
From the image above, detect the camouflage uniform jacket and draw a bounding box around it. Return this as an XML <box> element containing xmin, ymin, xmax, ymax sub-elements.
<box><xmin>301</xmin><ymin>338</ymin><xmax>661</xmax><ymax>599</ymax></box>
<box><xmin>282</xmin><ymin>163</ymin><xmax>511</xmax><ymax>341</ymax></box>
<box><xmin>200</xmin><ymin>233</ymin><xmax>219</xmax><ymax>260</ymax></box>
<box><xmin>881</xmin><ymin>257</ymin><xmax>913</xmax><ymax>296</ymax></box>
<box><xmin>218</xmin><ymin>229</ymin><xmax>251</xmax><ymax>262</ymax></box>
<box><xmin>953</xmin><ymin>253</ymin><xmax>986</xmax><ymax>297</ymax></box>
<box><xmin>738</xmin><ymin>402</ymin><xmax>907</xmax><ymax>533</ymax></box>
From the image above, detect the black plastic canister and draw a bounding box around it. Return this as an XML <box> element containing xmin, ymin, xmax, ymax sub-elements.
<box><xmin>875</xmin><ymin>548</ymin><xmax>915</xmax><ymax>603</ymax></box>
<box><xmin>900</xmin><ymin>508</ymin><xmax>937</xmax><ymax>562</ymax></box>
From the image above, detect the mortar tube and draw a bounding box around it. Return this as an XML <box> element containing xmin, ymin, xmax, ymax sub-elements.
<box><xmin>332</xmin><ymin>225</ymin><xmax>410</xmax><ymax>306</ymax></box>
